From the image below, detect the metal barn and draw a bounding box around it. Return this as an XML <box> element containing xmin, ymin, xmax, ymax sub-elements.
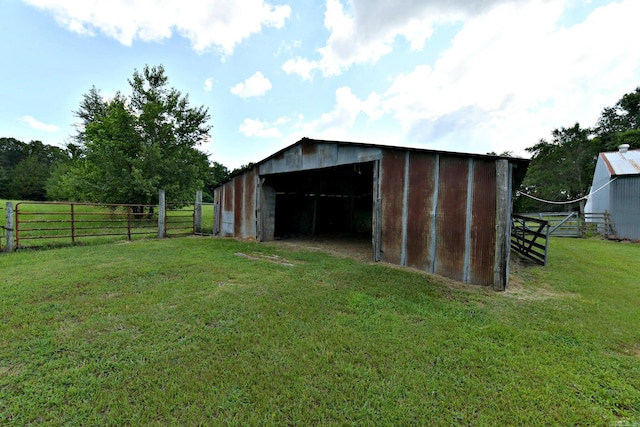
<box><xmin>213</xmin><ymin>138</ymin><xmax>529</xmax><ymax>290</ymax></box>
<box><xmin>585</xmin><ymin>144</ymin><xmax>640</xmax><ymax>240</ymax></box>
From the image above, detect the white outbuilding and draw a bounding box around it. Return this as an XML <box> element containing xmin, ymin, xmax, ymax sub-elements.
<box><xmin>585</xmin><ymin>144</ymin><xmax>640</xmax><ymax>240</ymax></box>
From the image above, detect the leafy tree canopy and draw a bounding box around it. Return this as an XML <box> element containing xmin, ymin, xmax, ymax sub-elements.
<box><xmin>518</xmin><ymin>86</ymin><xmax>640</xmax><ymax>212</ymax></box>
<box><xmin>0</xmin><ymin>137</ymin><xmax>68</xmax><ymax>200</ymax></box>
<box><xmin>55</xmin><ymin>65</ymin><xmax>212</xmax><ymax>206</ymax></box>
<box><xmin>595</xmin><ymin>86</ymin><xmax>640</xmax><ymax>150</ymax></box>
<box><xmin>519</xmin><ymin>123</ymin><xmax>599</xmax><ymax>212</ymax></box>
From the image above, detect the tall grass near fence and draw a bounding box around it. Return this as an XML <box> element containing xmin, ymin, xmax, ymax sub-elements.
<box><xmin>1</xmin><ymin>237</ymin><xmax>639</xmax><ymax>425</ymax></box>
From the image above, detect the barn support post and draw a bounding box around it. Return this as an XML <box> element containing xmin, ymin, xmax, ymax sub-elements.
<box><xmin>255</xmin><ymin>178</ymin><xmax>261</xmax><ymax>240</ymax></box>
<box><xmin>462</xmin><ymin>158</ymin><xmax>474</xmax><ymax>283</ymax></box>
<box><xmin>261</xmin><ymin>184</ymin><xmax>276</xmax><ymax>241</ymax></box>
<box><xmin>429</xmin><ymin>154</ymin><xmax>440</xmax><ymax>274</ymax></box>
<box><xmin>194</xmin><ymin>190</ymin><xmax>203</xmax><ymax>234</ymax></box>
<box><xmin>371</xmin><ymin>159</ymin><xmax>382</xmax><ymax>262</ymax></box>
<box><xmin>158</xmin><ymin>189</ymin><xmax>166</xmax><ymax>238</ymax></box>
<box><xmin>4</xmin><ymin>202</ymin><xmax>14</xmax><ymax>252</ymax></box>
<box><xmin>493</xmin><ymin>160</ymin><xmax>510</xmax><ymax>291</ymax></box>
<box><xmin>400</xmin><ymin>151</ymin><xmax>410</xmax><ymax>267</ymax></box>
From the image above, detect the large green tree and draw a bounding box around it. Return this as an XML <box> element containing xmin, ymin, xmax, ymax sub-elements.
<box><xmin>56</xmin><ymin>65</ymin><xmax>211</xmax><ymax>207</ymax></box>
<box><xmin>595</xmin><ymin>86</ymin><xmax>640</xmax><ymax>150</ymax></box>
<box><xmin>518</xmin><ymin>86</ymin><xmax>640</xmax><ymax>212</ymax></box>
<box><xmin>518</xmin><ymin>123</ymin><xmax>601</xmax><ymax>212</ymax></box>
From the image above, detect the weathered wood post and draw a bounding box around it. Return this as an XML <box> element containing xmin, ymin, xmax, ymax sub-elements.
<box><xmin>579</xmin><ymin>200</ymin><xmax>586</xmax><ymax>238</ymax></box>
<box><xmin>493</xmin><ymin>159</ymin><xmax>509</xmax><ymax>291</ymax></box>
<box><xmin>194</xmin><ymin>190</ymin><xmax>202</xmax><ymax>234</ymax></box>
<box><xmin>5</xmin><ymin>202</ymin><xmax>14</xmax><ymax>251</ymax></box>
<box><xmin>158</xmin><ymin>190</ymin><xmax>166</xmax><ymax>238</ymax></box>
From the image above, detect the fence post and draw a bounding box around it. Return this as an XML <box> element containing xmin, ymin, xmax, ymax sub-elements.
<box><xmin>5</xmin><ymin>202</ymin><xmax>14</xmax><ymax>251</ymax></box>
<box><xmin>194</xmin><ymin>190</ymin><xmax>202</xmax><ymax>234</ymax></box>
<box><xmin>158</xmin><ymin>190</ymin><xmax>166</xmax><ymax>238</ymax></box>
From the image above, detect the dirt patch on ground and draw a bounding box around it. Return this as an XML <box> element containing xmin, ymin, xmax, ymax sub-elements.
<box><xmin>267</xmin><ymin>235</ymin><xmax>493</xmax><ymax>295</ymax></box>
<box><xmin>234</xmin><ymin>252</ymin><xmax>298</xmax><ymax>267</ymax></box>
<box><xmin>267</xmin><ymin>235</ymin><xmax>578</xmax><ymax>300</ymax></box>
<box><xmin>504</xmin><ymin>256</ymin><xmax>576</xmax><ymax>301</ymax></box>
<box><xmin>267</xmin><ymin>235</ymin><xmax>373</xmax><ymax>263</ymax></box>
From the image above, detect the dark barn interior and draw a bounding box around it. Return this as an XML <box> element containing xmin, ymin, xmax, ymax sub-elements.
<box><xmin>262</xmin><ymin>162</ymin><xmax>374</xmax><ymax>239</ymax></box>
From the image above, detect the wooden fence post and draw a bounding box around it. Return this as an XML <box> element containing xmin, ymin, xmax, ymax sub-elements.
<box><xmin>5</xmin><ymin>202</ymin><xmax>14</xmax><ymax>251</ymax></box>
<box><xmin>194</xmin><ymin>190</ymin><xmax>202</xmax><ymax>234</ymax></box>
<box><xmin>493</xmin><ymin>160</ymin><xmax>509</xmax><ymax>291</ymax></box>
<box><xmin>158</xmin><ymin>190</ymin><xmax>166</xmax><ymax>238</ymax></box>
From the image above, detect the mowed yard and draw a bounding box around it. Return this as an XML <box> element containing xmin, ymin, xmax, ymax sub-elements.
<box><xmin>1</xmin><ymin>236</ymin><xmax>639</xmax><ymax>426</ymax></box>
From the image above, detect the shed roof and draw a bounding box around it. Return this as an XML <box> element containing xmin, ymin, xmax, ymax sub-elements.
<box><xmin>224</xmin><ymin>137</ymin><xmax>529</xmax><ymax>183</ymax></box>
<box><xmin>600</xmin><ymin>149</ymin><xmax>640</xmax><ymax>177</ymax></box>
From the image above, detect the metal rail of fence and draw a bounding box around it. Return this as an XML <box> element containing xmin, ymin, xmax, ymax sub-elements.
<box><xmin>9</xmin><ymin>200</ymin><xmax>195</xmax><ymax>249</ymax></box>
<box><xmin>165</xmin><ymin>202</ymin><xmax>195</xmax><ymax>237</ymax></box>
<box><xmin>511</xmin><ymin>214</ymin><xmax>549</xmax><ymax>266</ymax></box>
<box><xmin>520</xmin><ymin>211</ymin><xmax>613</xmax><ymax>238</ymax></box>
<box><xmin>14</xmin><ymin>201</ymin><xmax>161</xmax><ymax>248</ymax></box>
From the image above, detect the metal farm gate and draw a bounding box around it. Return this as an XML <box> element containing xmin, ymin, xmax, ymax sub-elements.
<box><xmin>510</xmin><ymin>214</ymin><xmax>549</xmax><ymax>265</ymax></box>
<box><xmin>2</xmin><ymin>190</ymin><xmax>208</xmax><ymax>251</ymax></box>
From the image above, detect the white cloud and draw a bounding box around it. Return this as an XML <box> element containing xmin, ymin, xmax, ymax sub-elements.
<box><xmin>239</xmin><ymin>117</ymin><xmax>289</xmax><ymax>137</ymax></box>
<box><xmin>297</xmin><ymin>87</ymin><xmax>364</xmax><ymax>139</ymax></box>
<box><xmin>282</xmin><ymin>57</ymin><xmax>317</xmax><ymax>81</ymax></box>
<box><xmin>20</xmin><ymin>116</ymin><xmax>59</xmax><ymax>133</ymax></box>
<box><xmin>356</xmin><ymin>0</ymin><xmax>640</xmax><ymax>155</ymax></box>
<box><xmin>204</xmin><ymin>77</ymin><xmax>213</xmax><ymax>92</ymax></box>
<box><xmin>23</xmin><ymin>0</ymin><xmax>291</xmax><ymax>56</ymax></box>
<box><xmin>231</xmin><ymin>72</ymin><xmax>272</xmax><ymax>98</ymax></box>
<box><xmin>282</xmin><ymin>0</ymin><xmax>508</xmax><ymax>78</ymax></box>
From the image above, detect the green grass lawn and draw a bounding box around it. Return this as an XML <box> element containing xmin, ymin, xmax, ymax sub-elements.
<box><xmin>1</xmin><ymin>236</ymin><xmax>639</xmax><ymax>425</ymax></box>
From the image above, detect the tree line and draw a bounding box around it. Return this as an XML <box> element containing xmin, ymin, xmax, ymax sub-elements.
<box><xmin>1</xmin><ymin>65</ymin><xmax>230</xmax><ymax>205</ymax></box>
<box><xmin>517</xmin><ymin>86</ymin><xmax>640</xmax><ymax>212</ymax></box>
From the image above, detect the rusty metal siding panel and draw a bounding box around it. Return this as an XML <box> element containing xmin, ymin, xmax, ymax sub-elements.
<box><xmin>434</xmin><ymin>155</ymin><xmax>469</xmax><ymax>282</ymax></box>
<box><xmin>234</xmin><ymin>177</ymin><xmax>243</xmax><ymax>237</ymax></box>
<box><xmin>301</xmin><ymin>139</ymin><xmax>318</xmax><ymax>156</ymax></box>
<box><xmin>469</xmin><ymin>160</ymin><xmax>497</xmax><ymax>285</ymax></box>
<box><xmin>243</xmin><ymin>170</ymin><xmax>256</xmax><ymax>239</ymax></box>
<box><xmin>286</xmin><ymin>144</ymin><xmax>302</xmax><ymax>170</ymax></box>
<box><xmin>319</xmin><ymin>143</ymin><xmax>339</xmax><ymax>168</ymax></box>
<box><xmin>380</xmin><ymin>151</ymin><xmax>406</xmax><ymax>265</ymax></box>
<box><xmin>221</xmin><ymin>181</ymin><xmax>234</xmax><ymax>236</ymax></box>
<box><xmin>258</xmin><ymin>141</ymin><xmax>382</xmax><ymax>176</ymax></box>
<box><xmin>405</xmin><ymin>152</ymin><xmax>437</xmax><ymax>270</ymax></box>
<box><xmin>611</xmin><ymin>176</ymin><xmax>640</xmax><ymax>240</ymax></box>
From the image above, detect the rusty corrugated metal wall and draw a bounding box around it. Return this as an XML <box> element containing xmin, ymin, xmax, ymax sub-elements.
<box><xmin>378</xmin><ymin>152</ymin><xmax>502</xmax><ymax>286</ymax></box>
<box><xmin>215</xmin><ymin>168</ymin><xmax>258</xmax><ymax>239</ymax></box>
<box><xmin>213</xmin><ymin>139</ymin><xmax>521</xmax><ymax>289</ymax></box>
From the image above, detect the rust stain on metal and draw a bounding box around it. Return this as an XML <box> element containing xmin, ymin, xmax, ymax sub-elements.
<box><xmin>243</xmin><ymin>169</ymin><xmax>256</xmax><ymax>238</ymax></box>
<box><xmin>434</xmin><ymin>155</ymin><xmax>468</xmax><ymax>282</ymax></box>
<box><xmin>405</xmin><ymin>152</ymin><xmax>436</xmax><ymax>270</ymax></box>
<box><xmin>301</xmin><ymin>139</ymin><xmax>318</xmax><ymax>157</ymax></box>
<box><xmin>223</xmin><ymin>180</ymin><xmax>233</xmax><ymax>208</ymax></box>
<box><xmin>469</xmin><ymin>159</ymin><xmax>496</xmax><ymax>285</ymax></box>
<box><xmin>380</xmin><ymin>151</ymin><xmax>406</xmax><ymax>265</ymax></box>
<box><xmin>234</xmin><ymin>177</ymin><xmax>243</xmax><ymax>237</ymax></box>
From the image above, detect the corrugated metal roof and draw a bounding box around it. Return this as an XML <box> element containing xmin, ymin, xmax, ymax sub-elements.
<box><xmin>601</xmin><ymin>149</ymin><xmax>640</xmax><ymax>176</ymax></box>
<box><xmin>216</xmin><ymin>137</ymin><xmax>530</xmax><ymax>187</ymax></box>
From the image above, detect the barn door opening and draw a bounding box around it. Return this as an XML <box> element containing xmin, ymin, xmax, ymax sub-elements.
<box><xmin>260</xmin><ymin>162</ymin><xmax>375</xmax><ymax>256</ymax></box>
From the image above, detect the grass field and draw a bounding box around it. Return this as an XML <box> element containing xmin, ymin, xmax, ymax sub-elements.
<box><xmin>1</xmin><ymin>236</ymin><xmax>639</xmax><ymax>425</ymax></box>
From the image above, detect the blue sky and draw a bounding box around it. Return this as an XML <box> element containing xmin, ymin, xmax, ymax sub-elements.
<box><xmin>1</xmin><ymin>0</ymin><xmax>639</xmax><ymax>169</ymax></box>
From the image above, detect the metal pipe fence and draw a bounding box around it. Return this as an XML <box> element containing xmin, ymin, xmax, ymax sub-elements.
<box><xmin>5</xmin><ymin>196</ymin><xmax>197</xmax><ymax>250</ymax></box>
<box><xmin>14</xmin><ymin>201</ymin><xmax>161</xmax><ymax>248</ymax></box>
